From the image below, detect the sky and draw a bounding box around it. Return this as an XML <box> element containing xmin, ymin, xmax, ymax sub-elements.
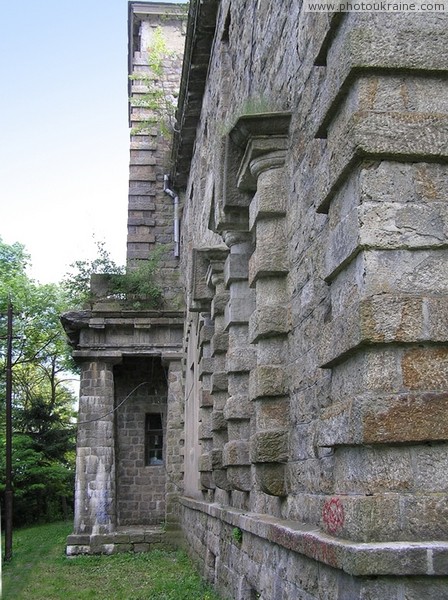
<box><xmin>0</xmin><ymin>0</ymin><xmax>176</xmax><ymax>284</ymax></box>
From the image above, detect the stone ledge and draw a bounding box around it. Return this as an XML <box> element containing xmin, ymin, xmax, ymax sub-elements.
<box><xmin>179</xmin><ymin>496</ymin><xmax>448</xmax><ymax>577</ymax></box>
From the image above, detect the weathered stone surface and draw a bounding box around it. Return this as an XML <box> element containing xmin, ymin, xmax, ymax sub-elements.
<box><xmin>210</xmin><ymin>331</ymin><xmax>229</xmax><ymax>355</ymax></box>
<box><xmin>318</xmin><ymin>392</ymin><xmax>448</xmax><ymax>447</ymax></box>
<box><xmin>256</xmin><ymin>463</ymin><xmax>287</xmax><ymax>497</ymax></box>
<box><xmin>249</xmin><ymin>305</ymin><xmax>291</xmax><ymax>343</ymax></box>
<box><xmin>224</xmin><ymin>253</ymin><xmax>250</xmax><ymax>285</ymax></box>
<box><xmin>250</xmin><ymin>430</ymin><xmax>288</xmax><ymax>464</ymax></box>
<box><xmin>226</xmin><ymin>347</ymin><xmax>256</xmax><ymax>373</ymax></box>
<box><xmin>210</xmin><ymin>371</ymin><xmax>228</xmax><ymax>392</ymax></box>
<box><xmin>223</xmin><ymin>395</ymin><xmax>252</xmax><ymax>421</ymax></box>
<box><xmin>249</xmin><ymin>366</ymin><xmax>288</xmax><ymax>400</ymax></box>
<box><xmin>68</xmin><ymin>1</ymin><xmax>448</xmax><ymax>596</ymax></box>
<box><xmin>211</xmin><ymin>410</ymin><xmax>227</xmax><ymax>432</ymax></box>
<box><xmin>223</xmin><ymin>440</ymin><xmax>250</xmax><ymax>467</ymax></box>
<box><xmin>224</xmin><ymin>297</ymin><xmax>256</xmax><ymax>327</ymax></box>
<box><xmin>226</xmin><ymin>466</ymin><xmax>252</xmax><ymax>492</ymax></box>
<box><xmin>319</xmin><ymin>294</ymin><xmax>448</xmax><ymax>367</ymax></box>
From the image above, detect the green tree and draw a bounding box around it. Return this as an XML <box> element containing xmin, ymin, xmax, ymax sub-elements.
<box><xmin>62</xmin><ymin>239</ymin><xmax>124</xmax><ymax>308</ymax></box>
<box><xmin>0</xmin><ymin>236</ymin><xmax>76</xmax><ymax>526</ymax></box>
<box><xmin>62</xmin><ymin>239</ymin><xmax>163</xmax><ymax>310</ymax></box>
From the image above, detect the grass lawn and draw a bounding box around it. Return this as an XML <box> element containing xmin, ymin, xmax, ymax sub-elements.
<box><xmin>2</xmin><ymin>521</ymin><xmax>223</xmax><ymax>600</ymax></box>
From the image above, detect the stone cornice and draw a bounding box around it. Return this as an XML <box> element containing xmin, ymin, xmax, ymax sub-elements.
<box><xmin>61</xmin><ymin>309</ymin><xmax>184</xmax><ymax>349</ymax></box>
<box><xmin>170</xmin><ymin>0</ymin><xmax>220</xmax><ymax>188</ymax></box>
<box><xmin>180</xmin><ymin>496</ymin><xmax>448</xmax><ymax>577</ymax></box>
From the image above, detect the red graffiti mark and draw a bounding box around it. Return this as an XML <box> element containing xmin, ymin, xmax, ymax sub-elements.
<box><xmin>322</xmin><ymin>497</ymin><xmax>345</xmax><ymax>534</ymax></box>
<box><xmin>302</xmin><ymin>535</ymin><xmax>339</xmax><ymax>568</ymax></box>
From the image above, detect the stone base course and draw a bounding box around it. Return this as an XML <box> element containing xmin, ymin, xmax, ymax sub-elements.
<box><xmin>66</xmin><ymin>526</ymin><xmax>178</xmax><ymax>556</ymax></box>
<box><xmin>181</xmin><ymin>497</ymin><xmax>448</xmax><ymax>600</ymax></box>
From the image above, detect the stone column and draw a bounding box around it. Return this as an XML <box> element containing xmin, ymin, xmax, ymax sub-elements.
<box><xmin>219</xmin><ymin>113</ymin><xmax>292</xmax><ymax>501</ymax></box>
<box><xmin>164</xmin><ymin>357</ymin><xmax>184</xmax><ymax>531</ymax></box>
<box><xmin>247</xmin><ymin>161</ymin><xmax>291</xmax><ymax>498</ymax></box>
<box><xmin>222</xmin><ymin>232</ymin><xmax>256</xmax><ymax>499</ymax></box>
<box><xmin>197</xmin><ymin>313</ymin><xmax>216</xmax><ymax>492</ymax></box>
<box><xmin>207</xmin><ymin>264</ymin><xmax>231</xmax><ymax>494</ymax></box>
<box><xmin>74</xmin><ymin>359</ymin><xmax>117</xmax><ymax>535</ymax></box>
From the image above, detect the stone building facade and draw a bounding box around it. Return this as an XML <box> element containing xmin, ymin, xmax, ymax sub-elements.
<box><xmin>64</xmin><ymin>1</ymin><xmax>448</xmax><ymax>598</ymax></box>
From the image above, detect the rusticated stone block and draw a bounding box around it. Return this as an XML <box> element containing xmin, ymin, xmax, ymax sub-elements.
<box><xmin>319</xmin><ymin>294</ymin><xmax>448</xmax><ymax>368</ymax></box>
<box><xmin>211</xmin><ymin>449</ymin><xmax>224</xmax><ymax>469</ymax></box>
<box><xmin>334</xmin><ymin>446</ymin><xmax>413</xmax><ymax>495</ymax></box>
<box><xmin>226</xmin><ymin>347</ymin><xmax>256</xmax><ymax>373</ymax></box>
<box><xmin>224</xmin><ymin>253</ymin><xmax>250</xmax><ymax>285</ymax></box>
<box><xmin>226</xmin><ymin>465</ymin><xmax>252</xmax><ymax>492</ymax></box>
<box><xmin>326</xmin><ymin>198</ymin><xmax>448</xmax><ymax>281</ymax></box>
<box><xmin>250</xmin><ymin>430</ymin><xmax>288</xmax><ymax>464</ymax></box>
<box><xmin>249</xmin><ymin>365</ymin><xmax>288</xmax><ymax>400</ymax></box>
<box><xmin>315</xmin><ymin>15</ymin><xmax>448</xmax><ymax>140</ymax></box>
<box><xmin>199</xmin><ymin>453</ymin><xmax>213</xmax><ymax>472</ymax></box>
<box><xmin>248</xmin><ymin>247</ymin><xmax>289</xmax><ymax>286</ymax></box>
<box><xmin>200</xmin><ymin>471</ymin><xmax>215</xmax><ymax>490</ymax></box>
<box><xmin>213</xmin><ymin>469</ymin><xmax>232</xmax><ymax>491</ymax></box>
<box><xmin>256</xmin><ymin>463</ymin><xmax>286</xmax><ymax>497</ymax></box>
<box><xmin>254</xmin><ymin>396</ymin><xmax>291</xmax><ymax>431</ymax></box>
<box><xmin>199</xmin><ymin>324</ymin><xmax>214</xmax><ymax>344</ymax></box>
<box><xmin>223</xmin><ymin>440</ymin><xmax>250</xmax><ymax>467</ymax></box>
<box><xmin>223</xmin><ymin>395</ymin><xmax>252</xmax><ymax>421</ymax></box>
<box><xmin>318</xmin><ymin>392</ymin><xmax>448</xmax><ymax>447</ymax></box>
<box><xmin>224</xmin><ymin>297</ymin><xmax>256</xmax><ymax>327</ymax></box>
<box><xmin>199</xmin><ymin>357</ymin><xmax>213</xmax><ymax>380</ymax></box>
<box><xmin>211</xmin><ymin>371</ymin><xmax>228</xmax><ymax>392</ymax></box>
<box><xmin>402</xmin><ymin>347</ymin><xmax>448</xmax><ymax>391</ymax></box>
<box><xmin>211</xmin><ymin>291</ymin><xmax>230</xmax><ymax>317</ymax></box>
<box><xmin>210</xmin><ymin>331</ymin><xmax>229</xmax><ymax>355</ymax></box>
<box><xmin>248</xmin><ymin>169</ymin><xmax>286</xmax><ymax>229</ymax></box>
<box><xmin>211</xmin><ymin>410</ymin><xmax>227</xmax><ymax>432</ymax></box>
<box><xmin>198</xmin><ymin>413</ymin><xmax>212</xmax><ymax>440</ymax></box>
<box><xmin>317</xmin><ymin>110</ymin><xmax>448</xmax><ymax>213</ymax></box>
<box><xmin>249</xmin><ymin>305</ymin><xmax>291</xmax><ymax>343</ymax></box>
<box><xmin>200</xmin><ymin>389</ymin><xmax>213</xmax><ymax>408</ymax></box>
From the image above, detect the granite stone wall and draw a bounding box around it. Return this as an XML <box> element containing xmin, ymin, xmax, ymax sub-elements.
<box><xmin>177</xmin><ymin>2</ymin><xmax>448</xmax><ymax>598</ymax></box>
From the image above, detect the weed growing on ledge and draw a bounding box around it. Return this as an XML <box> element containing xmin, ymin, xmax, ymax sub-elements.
<box><xmin>232</xmin><ymin>527</ymin><xmax>243</xmax><ymax>544</ymax></box>
<box><xmin>63</xmin><ymin>241</ymin><xmax>165</xmax><ymax>310</ymax></box>
<box><xmin>129</xmin><ymin>26</ymin><xmax>179</xmax><ymax>137</ymax></box>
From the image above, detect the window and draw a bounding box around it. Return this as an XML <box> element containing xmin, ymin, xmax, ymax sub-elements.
<box><xmin>145</xmin><ymin>413</ymin><xmax>164</xmax><ymax>465</ymax></box>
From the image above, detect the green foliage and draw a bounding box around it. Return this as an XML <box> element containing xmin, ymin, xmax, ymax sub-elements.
<box><xmin>62</xmin><ymin>240</ymin><xmax>124</xmax><ymax>308</ymax></box>
<box><xmin>2</xmin><ymin>522</ymin><xmax>225</xmax><ymax>599</ymax></box>
<box><xmin>129</xmin><ymin>26</ymin><xmax>178</xmax><ymax>137</ymax></box>
<box><xmin>0</xmin><ymin>236</ymin><xmax>76</xmax><ymax>527</ymax></box>
<box><xmin>231</xmin><ymin>527</ymin><xmax>243</xmax><ymax>544</ymax></box>
<box><xmin>63</xmin><ymin>240</ymin><xmax>164</xmax><ymax>310</ymax></box>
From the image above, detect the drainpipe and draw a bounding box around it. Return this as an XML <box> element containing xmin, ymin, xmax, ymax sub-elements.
<box><xmin>163</xmin><ymin>175</ymin><xmax>180</xmax><ymax>258</ymax></box>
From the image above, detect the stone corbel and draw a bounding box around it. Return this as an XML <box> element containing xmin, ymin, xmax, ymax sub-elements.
<box><xmin>189</xmin><ymin>247</ymin><xmax>228</xmax><ymax>312</ymax></box>
<box><xmin>228</xmin><ymin>112</ymin><xmax>291</xmax><ymax>193</ymax></box>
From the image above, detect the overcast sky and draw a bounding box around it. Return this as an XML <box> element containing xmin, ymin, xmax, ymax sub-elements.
<box><xmin>0</xmin><ymin>1</ymin><xmax>171</xmax><ymax>284</ymax></box>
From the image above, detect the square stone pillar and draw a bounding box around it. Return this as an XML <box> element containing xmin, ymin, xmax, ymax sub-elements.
<box><xmin>73</xmin><ymin>359</ymin><xmax>118</xmax><ymax>535</ymax></box>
